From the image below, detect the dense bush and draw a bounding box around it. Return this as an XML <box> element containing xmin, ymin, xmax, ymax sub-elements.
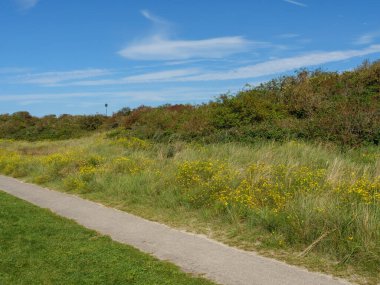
<box><xmin>0</xmin><ymin>113</ymin><xmax>107</xmax><ymax>141</ymax></box>
<box><xmin>110</xmin><ymin>60</ymin><xmax>380</xmax><ymax>146</ymax></box>
<box><xmin>1</xmin><ymin>60</ymin><xmax>379</xmax><ymax>145</ymax></box>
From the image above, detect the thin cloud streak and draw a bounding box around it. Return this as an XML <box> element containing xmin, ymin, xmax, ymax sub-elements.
<box><xmin>15</xmin><ymin>0</ymin><xmax>39</xmax><ymax>10</ymax></box>
<box><xmin>175</xmin><ymin>45</ymin><xmax>380</xmax><ymax>82</ymax></box>
<box><xmin>283</xmin><ymin>0</ymin><xmax>307</xmax><ymax>7</ymax></box>
<box><xmin>119</xmin><ymin>10</ymin><xmax>267</xmax><ymax>61</ymax></box>
<box><xmin>122</xmin><ymin>68</ymin><xmax>200</xmax><ymax>83</ymax></box>
<box><xmin>0</xmin><ymin>88</ymin><xmax>221</xmax><ymax>104</ymax></box>
<box><xmin>354</xmin><ymin>32</ymin><xmax>380</xmax><ymax>45</ymax></box>
<box><xmin>141</xmin><ymin>10</ymin><xmax>168</xmax><ymax>26</ymax></box>
<box><xmin>119</xmin><ymin>36</ymin><xmax>255</xmax><ymax>61</ymax></box>
<box><xmin>68</xmin><ymin>69</ymin><xmax>199</xmax><ymax>86</ymax></box>
<box><xmin>74</xmin><ymin>45</ymin><xmax>380</xmax><ymax>85</ymax></box>
<box><xmin>7</xmin><ymin>46</ymin><xmax>380</xmax><ymax>88</ymax></box>
<box><xmin>14</xmin><ymin>69</ymin><xmax>112</xmax><ymax>86</ymax></box>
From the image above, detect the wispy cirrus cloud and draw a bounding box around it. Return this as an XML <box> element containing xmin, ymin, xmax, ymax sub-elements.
<box><xmin>119</xmin><ymin>36</ymin><xmax>256</xmax><ymax>61</ymax></box>
<box><xmin>178</xmin><ymin>45</ymin><xmax>380</xmax><ymax>82</ymax></box>
<box><xmin>119</xmin><ymin>68</ymin><xmax>200</xmax><ymax>83</ymax></box>
<box><xmin>140</xmin><ymin>9</ymin><xmax>169</xmax><ymax>27</ymax></box>
<box><xmin>118</xmin><ymin>10</ymin><xmax>268</xmax><ymax>61</ymax></box>
<box><xmin>0</xmin><ymin>87</ymin><xmax>221</xmax><ymax>106</ymax></box>
<box><xmin>69</xmin><ymin>68</ymin><xmax>199</xmax><ymax>86</ymax></box>
<box><xmin>74</xmin><ymin>45</ymin><xmax>380</xmax><ymax>86</ymax></box>
<box><xmin>354</xmin><ymin>31</ymin><xmax>380</xmax><ymax>45</ymax></box>
<box><xmin>14</xmin><ymin>0</ymin><xmax>39</xmax><ymax>10</ymax></box>
<box><xmin>8</xmin><ymin>46</ymin><xmax>380</xmax><ymax>88</ymax></box>
<box><xmin>283</xmin><ymin>0</ymin><xmax>307</xmax><ymax>7</ymax></box>
<box><xmin>13</xmin><ymin>69</ymin><xmax>112</xmax><ymax>86</ymax></box>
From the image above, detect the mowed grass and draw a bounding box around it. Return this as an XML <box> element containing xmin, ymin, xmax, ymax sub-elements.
<box><xmin>0</xmin><ymin>134</ymin><xmax>379</xmax><ymax>284</ymax></box>
<box><xmin>0</xmin><ymin>191</ymin><xmax>215</xmax><ymax>285</ymax></box>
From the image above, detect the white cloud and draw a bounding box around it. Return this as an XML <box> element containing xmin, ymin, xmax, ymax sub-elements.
<box><xmin>9</xmin><ymin>46</ymin><xmax>380</xmax><ymax>88</ymax></box>
<box><xmin>14</xmin><ymin>0</ymin><xmax>39</xmax><ymax>10</ymax></box>
<box><xmin>15</xmin><ymin>69</ymin><xmax>112</xmax><ymax>86</ymax></box>
<box><xmin>51</xmin><ymin>45</ymin><xmax>380</xmax><ymax>87</ymax></box>
<box><xmin>0</xmin><ymin>88</ymin><xmax>221</xmax><ymax>105</ymax></box>
<box><xmin>118</xmin><ymin>10</ymin><xmax>268</xmax><ymax>61</ymax></box>
<box><xmin>117</xmin><ymin>45</ymin><xmax>380</xmax><ymax>84</ymax></box>
<box><xmin>68</xmin><ymin>68</ymin><xmax>199</xmax><ymax>86</ymax></box>
<box><xmin>119</xmin><ymin>36</ymin><xmax>255</xmax><ymax>61</ymax></box>
<box><xmin>140</xmin><ymin>9</ymin><xmax>167</xmax><ymax>26</ymax></box>
<box><xmin>354</xmin><ymin>32</ymin><xmax>380</xmax><ymax>45</ymax></box>
<box><xmin>123</xmin><ymin>68</ymin><xmax>200</xmax><ymax>83</ymax></box>
<box><xmin>283</xmin><ymin>0</ymin><xmax>307</xmax><ymax>7</ymax></box>
<box><xmin>180</xmin><ymin>45</ymin><xmax>380</xmax><ymax>81</ymax></box>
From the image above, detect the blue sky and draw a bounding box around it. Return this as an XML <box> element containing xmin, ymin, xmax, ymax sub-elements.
<box><xmin>1</xmin><ymin>0</ymin><xmax>380</xmax><ymax>116</ymax></box>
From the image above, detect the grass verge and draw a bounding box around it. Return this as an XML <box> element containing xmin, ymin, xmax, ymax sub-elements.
<box><xmin>0</xmin><ymin>191</ymin><xmax>214</xmax><ymax>285</ymax></box>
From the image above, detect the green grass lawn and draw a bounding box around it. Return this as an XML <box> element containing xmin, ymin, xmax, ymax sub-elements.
<box><xmin>0</xmin><ymin>191</ymin><xmax>214</xmax><ymax>285</ymax></box>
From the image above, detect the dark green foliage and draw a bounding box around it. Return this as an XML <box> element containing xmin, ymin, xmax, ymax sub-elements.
<box><xmin>1</xmin><ymin>60</ymin><xmax>379</xmax><ymax>145</ymax></box>
<box><xmin>0</xmin><ymin>113</ymin><xmax>107</xmax><ymax>141</ymax></box>
<box><xmin>107</xmin><ymin>60</ymin><xmax>379</xmax><ymax>146</ymax></box>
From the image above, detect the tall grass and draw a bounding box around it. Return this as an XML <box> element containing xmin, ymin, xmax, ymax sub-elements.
<box><xmin>0</xmin><ymin>135</ymin><xmax>379</xmax><ymax>283</ymax></box>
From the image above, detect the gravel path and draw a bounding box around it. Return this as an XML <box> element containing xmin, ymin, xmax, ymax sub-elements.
<box><xmin>0</xmin><ymin>175</ymin><xmax>352</xmax><ymax>285</ymax></box>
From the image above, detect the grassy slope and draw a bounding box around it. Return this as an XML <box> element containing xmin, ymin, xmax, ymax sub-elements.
<box><xmin>0</xmin><ymin>191</ymin><xmax>214</xmax><ymax>285</ymax></box>
<box><xmin>0</xmin><ymin>135</ymin><xmax>379</xmax><ymax>284</ymax></box>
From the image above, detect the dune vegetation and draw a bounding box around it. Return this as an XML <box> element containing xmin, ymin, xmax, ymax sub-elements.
<box><xmin>0</xmin><ymin>60</ymin><xmax>379</xmax><ymax>284</ymax></box>
<box><xmin>1</xmin><ymin>60</ymin><xmax>379</xmax><ymax>147</ymax></box>
<box><xmin>0</xmin><ymin>134</ymin><xmax>379</xmax><ymax>284</ymax></box>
